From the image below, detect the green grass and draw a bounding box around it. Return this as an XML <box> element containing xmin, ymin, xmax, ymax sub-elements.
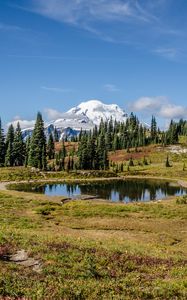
<box><xmin>0</xmin><ymin>189</ymin><xmax>186</xmax><ymax>299</ymax></box>
<box><xmin>0</xmin><ymin>167</ymin><xmax>117</xmax><ymax>182</ymax></box>
<box><xmin>109</xmin><ymin>144</ymin><xmax>187</xmax><ymax>180</ymax></box>
<box><xmin>1</xmin><ymin>144</ymin><xmax>187</xmax><ymax>299</ymax></box>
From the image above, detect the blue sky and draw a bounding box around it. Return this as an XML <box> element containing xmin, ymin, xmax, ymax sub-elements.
<box><xmin>1</xmin><ymin>0</ymin><xmax>187</xmax><ymax>128</ymax></box>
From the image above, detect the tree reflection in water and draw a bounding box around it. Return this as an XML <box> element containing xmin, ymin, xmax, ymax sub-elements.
<box><xmin>13</xmin><ymin>179</ymin><xmax>187</xmax><ymax>203</ymax></box>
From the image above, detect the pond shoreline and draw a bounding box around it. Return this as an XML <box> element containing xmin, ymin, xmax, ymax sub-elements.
<box><xmin>1</xmin><ymin>175</ymin><xmax>187</xmax><ymax>190</ymax></box>
<box><xmin>1</xmin><ymin>176</ymin><xmax>187</xmax><ymax>203</ymax></box>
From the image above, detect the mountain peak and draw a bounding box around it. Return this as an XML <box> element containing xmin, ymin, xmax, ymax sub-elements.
<box><xmin>22</xmin><ymin>100</ymin><xmax>128</xmax><ymax>140</ymax></box>
<box><xmin>79</xmin><ymin>99</ymin><xmax>104</xmax><ymax>108</ymax></box>
<box><xmin>67</xmin><ymin>99</ymin><xmax>127</xmax><ymax>125</ymax></box>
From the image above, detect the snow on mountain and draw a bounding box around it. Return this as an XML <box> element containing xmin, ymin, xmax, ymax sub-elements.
<box><xmin>21</xmin><ymin>100</ymin><xmax>128</xmax><ymax>140</ymax></box>
<box><xmin>67</xmin><ymin>100</ymin><xmax>127</xmax><ymax>125</ymax></box>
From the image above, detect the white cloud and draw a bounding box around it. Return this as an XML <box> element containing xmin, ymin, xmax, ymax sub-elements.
<box><xmin>154</xmin><ymin>47</ymin><xmax>179</xmax><ymax>60</ymax></box>
<box><xmin>131</xmin><ymin>96</ymin><xmax>166</xmax><ymax>111</ymax></box>
<box><xmin>19</xmin><ymin>0</ymin><xmax>186</xmax><ymax>61</ymax></box>
<box><xmin>7</xmin><ymin>119</ymin><xmax>36</xmax><ymax>130</ymax></box>
<box><xmin>160</xmin><ymin>104</ymin><xmax>187</xmax><ymax>119</ymax></box>
<box><xmin>28</xmin><ymin>0</ymin><xmax>132</xmax><ymax>24</ymax></box>
<box><xmin>24</xmin><ymin>0</ymin><xmax>159</xmax><ymax>28</ymax></box>
<box><xmin>104</xmin><ymin>84</ymin><xmax>120</xmax><ymax>92</ymax></box>
<box><xmin>41</xmin><ymin>86</ymin><xmax>72</xmax><ymax>93</ymax></box>
<box><xmin>44</xmin><ymin>108</ymin><xmax>64</xmax><ymax>120</ymax></box>
<box><xmin>131</xmin><ymin>96</ymin><xmax>187</xmax><ymax>119</ymax></box>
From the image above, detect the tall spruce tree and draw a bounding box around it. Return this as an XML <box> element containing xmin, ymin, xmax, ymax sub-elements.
<box><xmin>13</xmin><ymin>122</ymin><xmax>25</xmax><ymax>166</ymax></box>
<box><xmin>28</xmin><ymin>112</ymin><xmax>47</xmax><ymax>170</ymax></box>
<box><xmin>25</xmin><ymin>136</ymin><xmax>31</xmax><ymax>167</ymax></box>
<box><xmin>151</xmin><ymin>115</ymin><xmax>157</xmax><ymax>142</ymax></box>
<box><xmin>42</xmin><ymin>145</ymin><xmax>47</xmax><ymax>170</ymax></box>
<box><xmin>97</xmin><ymin>131</ymin><xmax>108</xmax><ymax>170</ymax></box>
<box><xmin>62</xmin><ymin>140</ymin><xmax>67</xmax><ymax>158</ymax></box>
<box><xmin>0</xmin><ymin>118</ymin><xmax>5</xmax><ymax>166</ymax></box>
<box><xmin>54</xmin><ymin>127</ymin><xmax>59</xmax><ymax>142</ymax></box>
<box><xmin>47</xmin><ymin>133</ymin><xmax>55</xmax><ymax>159</ymax></box>
<box><xmin>5</xmin><ymin>124</ymin><xmax>14</xmax><ymax>167</ymax></box>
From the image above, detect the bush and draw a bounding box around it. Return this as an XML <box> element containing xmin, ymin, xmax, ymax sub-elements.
<box><xmin>36</xmin><ymin>206</ymin><xmax>56</xmax><ymax>215</ymax></box>
<box><xmin>165</xmin><ymin>155</ymin><xmax>171</xmax><ymax>167</ymax></box>
<box><xmin>176</xmin><ymin>195</ymin><xmax>187</xmax><ymax>204</ymax></box>
<box><xmin>129</xmin><ymin>157</ymin><xmax>134</xmax><ymax>167</ymax></box>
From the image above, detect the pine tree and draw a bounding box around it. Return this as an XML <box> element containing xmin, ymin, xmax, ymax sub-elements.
<box><xmin>47</xmin><ymin>133</ymin><xmax>55</xmax><ymax>159</ymax></box>
<box><xmin>165</xmin><ymin>155</ymin><xmax>171</xmax><ymax>167</ymax></box>
<box><xmin>66</xmin><ymin>155</ymin><xmax>71</xmax><ymax>172</ymax></box>
<box><xmin>143</xmin><ymin>156</ymin><xmax>148</xmax><ymax>165</ymax></box>
<box><xmin>78</xmin><ymin>134</ymin><xmax>89</xmax><ymax>169</ymax></box>
<box><xmin>129</xmin><ymin>157</ymin><xmax>134</xmax><ymax>166</ymax></box>
<box><xmin>168</xmin><ymin>121</ymin><xmax>179</xmax><ymax>144</ymax></box>
<box><xmin>28</xmin><ymin>112</ymin><xmax>47</xmax><ymax>170</ymax></box>
<box><xmin>0</xmin><ymin>118</ymin><xmax>5</xmax><ymax>166</ymax></box>
<box><xmin>120</xmin><ymin>163</ymin><xmax>124</xmax><ymax>172</ymax></box>
<box><xmin>42</xmin><ymin>145</ymin><xmax>47</xmax><ymax>170</ymax></box>
<box><xmin>5</xmin><ymin>124</ymin><xmax>14</xmax><ymax>167</ymax></box>
<box><xmin>97</xmin><ymin>132</ymin><xmax>107</xmax><ymax>170</ymax></box>
<box><xmin>54</xmin><ymin>127</ymin><xmax>59</xmax><ymax>142</ymax></box>
<box><xmin>13</xmin><ymin>122</ymin><xmax>25</xmax><ymax>166</ymax></box>
<box><xmin>112</xmin><ymin>134</ymin><xmax>119</xmax><ymax>151</ymax></box>
<box><xmin>151</xmin><ymin>115</ymin><xmax>157</xmax><ymax>143</ymax></box>
<box><xmin>105</xmin><ymin>129</ymin><xmax>112</xmax><ymax>151</ymax></box>
<box><xmin>62</xmin><ymin>140</ymin><xmax>66</xmax><ymax>158</ymax></box>
<box><xmin>25</xmin><ymin>136</ymin><xmax>31</xmax><ymax>167</ymax></box>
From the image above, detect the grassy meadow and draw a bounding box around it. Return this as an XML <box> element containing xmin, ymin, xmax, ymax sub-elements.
<box><xmin>0</xmin><ymin>144</ymin><xmax>187</xmax><ymax>299</ymax></box>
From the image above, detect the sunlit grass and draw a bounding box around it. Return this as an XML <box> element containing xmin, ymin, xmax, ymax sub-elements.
<box><xmin>0</xmin><ymin>188</ymin><xmax>186</xmax><ymax>299</ymax></box>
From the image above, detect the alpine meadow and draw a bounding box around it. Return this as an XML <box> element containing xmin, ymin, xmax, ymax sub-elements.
<box><xmin>0</xmin><ymin>1</ymin><xmax>187</xmax><ymax>299</ymax></box>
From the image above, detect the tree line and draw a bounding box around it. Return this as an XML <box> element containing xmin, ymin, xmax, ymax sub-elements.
<box><xmin>0</xmin><ymin>112</ymin><xmax>186</xmax><ymax>170</ymax></box>
<box><xmin>76</xmin><ymin>114</ymin><xmax>183</xmax><ymax>170</ymax></box>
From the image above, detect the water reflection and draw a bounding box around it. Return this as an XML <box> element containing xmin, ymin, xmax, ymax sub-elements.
<box><xmin>12</xmin><ymin>179</ymin><xmax>187</xmax><ymax>203</ymax></box>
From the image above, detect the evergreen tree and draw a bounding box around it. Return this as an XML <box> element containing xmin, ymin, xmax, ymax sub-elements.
<box><xmin>0</xmin><ymin>118</ymin><xmax>5</xmax><ymax>166</ymax></box>
<box><xmin>105</xmin><ymin>129</ymin><xmax>112</xmax><ymax>151</ymax></box>
<box><xmin>168</xmin><ymin>121</ymin><xmax>179</xmax><ymax>144</ymax></box>
<box><xmin>28</xmin><ymin>112</ymin><xmax>47</xmax><ymax>170</ymax></box>
<box><xmin>5</xmin><ymin>124</ymin><xmax>14</xmax><ymax>167</ymax></box>
<box><xmin>42</xmin><ymin>145</ymin><xmax>47</xmax><ymax>170</ymax></box>
<box><xmin>143</xmin><ymin>156</ymin><xmax>148</xmax><ymax>165</ymax></box>
<box><xmin>54</xmin><ymin>127</ymin><xmax>59</xmax><ymax>142</ymax></box>
<box><xmin>97</xmin><ymin>132</ymin><xmax>107</xmax><ymax>170</ymax></box>
<box><xmin>25</xmin><ymin>136</ymin><xmax>31</xmax><ymax>167</ymax></box>
<box><xmin>70</xmin><ymin>156</ymin><xmax>74</xmax><ymax>170</ymax></box>
<box><xmin>78</xmin><ymin>134</ymin><xmax>89</xmax><ymax>169</ymax></box>
<box><xmin>66</xmin><ymin>155</ymin><xmax>71</xmax><ymax>172</ymax></box>
<box><xmin>13</xmin><ymin>122</ymin><xmax>25</xmax><ymax>166</ymax></box>
<box><xmin>128</xmin><ymin>157</ymin><xmax>134</xmax><ymax>166</ymax></box>
<box><xmin>47</xmin><ymin>133</ymin><xmax>55</xmax><ymax>159</ymax></box>
<box><xmin>62</xmin><ymin>140</ymin><xmax>67</xmax><ymax>158</ymax></box>
<box><xmin>151</xmin><ymin>115</ymin><xmax>157</xmax><ymax>142</ymax></box>
<box><xmin>165</xmin><ymin>155</ymin><xmax>171</xmax><ymax>167</ymax></box>
<box><xmin>112</xmin><ymin>135</ymin><xmax>119</xmax><ymax>151</ymax></box>
<box><xmin>120</xmin><ymin>163</ymin><xmax>124</xmax><ymax>172</ymax></box>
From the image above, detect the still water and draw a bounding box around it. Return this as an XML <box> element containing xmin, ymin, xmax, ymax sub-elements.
<box><xmin>11</xmin><ymin>179</ymin><xmax>186</xmax><ymax>202</ymax></box>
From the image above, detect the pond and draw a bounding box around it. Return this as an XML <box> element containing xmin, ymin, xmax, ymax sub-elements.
<box><xmin>9</xmin><ymin>179</ymin><xmax>187</xmax><ymax>203</ymax></box>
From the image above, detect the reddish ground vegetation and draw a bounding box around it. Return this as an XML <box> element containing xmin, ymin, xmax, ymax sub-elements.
<box><xmin>55</xmin><ymin>141</ymin><xmax>78</xmax><ymax>153</ymax></box>
<box><xmin>109</xmin><ymin>147</ymin><xmax>154</xmax><ymax>162</ymax></box>
<box><xmin>0</xmin><ymin>245</ymin><xmax>11</xmax><ymax>260</ymax></box>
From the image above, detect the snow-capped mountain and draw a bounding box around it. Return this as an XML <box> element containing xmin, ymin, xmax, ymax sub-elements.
<box><xmin>22</xmin><ymin>100</ymin><xmax>128</xmax><ymax>140</ymax></box>
<box><xmin>67</xmin><ymin>100</ymin><xmax>128</xmax><ymax>126</ymax></box>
